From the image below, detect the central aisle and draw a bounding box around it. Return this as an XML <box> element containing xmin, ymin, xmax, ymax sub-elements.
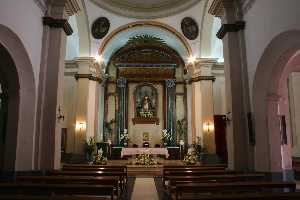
<box><xmin>131</xmin><ymin>178</ymin><xmax>159</xmax><ymax>200</ymax></box>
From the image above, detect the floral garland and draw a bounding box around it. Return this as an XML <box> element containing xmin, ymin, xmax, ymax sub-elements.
<box><xmin>135</xmin><ymin>153</ymin><xmax>158</xmax><ymax>167</ymax></box>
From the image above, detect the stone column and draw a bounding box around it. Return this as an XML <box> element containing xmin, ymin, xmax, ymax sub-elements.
<box><xmin>165</xmin><ymin>79</ymin><xmax>176</xmax><ymax>145</ymax></box>
<box><xmin>189</xmin><ymin>59</ymin><xmax>217</xmax><ymax>153</ymax></box>
<box><xmin>209</xmin><ymin>0</ymin><xmax>249</xmax><ymax>170</ymax></box>
<box><xmin>186</xmin><ymin>81</ymin><xmax>193</xmax><ymax>145</ymax></box>
<box><xmin>73</xmin><ymin>57</ymin><xmax>102</xmax><ymax>156</ymax></box>
<box><xmin>116</xmin><ymin>78</ymin><xmax>127</xmax><ymax>145</ymax></box>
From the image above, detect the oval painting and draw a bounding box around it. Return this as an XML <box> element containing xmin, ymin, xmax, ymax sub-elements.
<box><xmin>181</xmin><ymin>17</ymin><xmax>199</xmax><ymax>40</ymax></box>
<box><xmin>91</xmin><ymin>17</ymin><xmax>110</xmax><ymax>39</ymax></box>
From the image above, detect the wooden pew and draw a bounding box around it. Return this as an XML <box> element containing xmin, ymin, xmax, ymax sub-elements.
<box><xmin>162</xmin><ymin>167</ymin><xmax>228</xmax><ymax>184</ymax></box>
<box><xmin>175</xmin><ymin>181</ymin><xmax>296</xmax><ymax>200</ymax></box>
<box><xmin>15</xmin><ymin>175</ymin><xmax>120</xmax><ymax>198</ymax></box>
<box><xmin>0</xmin><ymin>182</ymin><xmax>115</xmax><ymax>200</ymax></box>
<box><xmin>165</xmin><ymin>173</ymin><xmax>265</xmax><ymax>189</ymax></box>
<box><xmin>62</xmin><ymin>164</ymin><xmax>128</xmax><ymax>188</ymax></box>
<box><xmin>49</xmin><ymin>170</ymin><xmax>127</xmax><ymax>191</ymax></box>
<box><xmin>177</xmin><ymin>192</ymin><xmax>300</xmax><ymax>200</ymax></box>
<box><xmin>0</xmin><ymin>195</ymin><xmax>108</xmax><ymax>200</ymax></box>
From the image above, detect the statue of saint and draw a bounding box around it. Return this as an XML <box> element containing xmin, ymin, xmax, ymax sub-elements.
<box><xmin>142</xmin><ymin>96</ymin><xmax>151</xmax><ymax>112</ymax></box>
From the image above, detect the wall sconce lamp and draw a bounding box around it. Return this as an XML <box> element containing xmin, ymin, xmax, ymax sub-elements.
<box><xmin>75</xmin><ymin>121</ymin><xmax>86</xmax><ymax>132</ymax></box>
<box><xmin>203</xmin><ymin>121</ymin><xmax>214</xmax><ymax>133</ymax></box>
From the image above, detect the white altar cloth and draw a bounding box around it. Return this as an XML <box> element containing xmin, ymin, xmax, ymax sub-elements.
<box><xmin>121</xmin><ymin>147</ymin><xmax>169</xmax><ymax>158</ymax></box>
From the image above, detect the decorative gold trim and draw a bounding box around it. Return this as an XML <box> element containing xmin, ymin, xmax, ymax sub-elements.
<box><xmin>132</xmin><ymin>117</ymin><xmax>160</xmax><ymax>125</ymax></box>
<box><xmin>99</xmin><ymin>21</ymin><xmax>192</xmax><ymax>57</ymax></box>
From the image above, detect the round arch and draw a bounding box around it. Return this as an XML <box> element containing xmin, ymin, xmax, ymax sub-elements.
<box><xmin>0</xmin><ymin>24</ymin><xmax>36</xmax><ymax>171</ymax></box>
<box><xmin>99</xmin><ymin>21</ymin><xmax>193</xmax><ymax>67</ymax></box>
<box><xmin>253</xmin><ymin>30</ymin><xmax>300</xmax><ymax>173</ymax></box>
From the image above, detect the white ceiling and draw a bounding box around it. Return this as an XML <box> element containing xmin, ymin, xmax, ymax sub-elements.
<box><xmin>90</xmin><ymin>0</ymin><xmax>202</xmax><ymax>19</ymax></box>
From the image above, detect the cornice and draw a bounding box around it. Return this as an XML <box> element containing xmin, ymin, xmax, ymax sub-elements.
<box><xmin>74</xmin><ymin>74</ymin><xmax>102</xmax><ymax>83</ymax></box>
<box><xmin>65</xmin><ymin>0</ymin><xmax>81</xmax><ymax>16</ymax></box>
<box><xmin>216</xmin><ymin>21</ymin><xmax>245</xmax><ymax>39</ymax></box>
<box><xmin>33</xmin><ymin>0</ymin><xmax>47</xmax><ymax>13</ymax></box>
<box><xmin>241</xmin><ymin>0</ymin><xmax>256</xmax><ymax>15</ymax></box>
<box><xmin>208</xmin><ymin>0</ymin><xmax>234</xmax><ymax>18</ymax></box>
<box><xmin>189</xmin><ymin>76</ymin><xmax>216</xmax><ymax>83</ymax></box>
<box><xmin>43</xmin><ymin>17</ymin><xmax>73</xmax><ymax>36</ymax></box>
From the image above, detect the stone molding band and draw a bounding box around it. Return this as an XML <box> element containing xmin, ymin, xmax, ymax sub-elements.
<box><xmin>190</xmin><ymin>76</ymin><xmax>216</xmax><ymax>83</ymax></box>
<box><xmin>43</xmin><ymin>17</ymin><xmax>73</xmax><ymax>36</ymax></box>
<box><xmin>216</xmin><ymin>21</ymin><xmax>245</xmax><ymax>39</ymax></box>
<box><xmin>74</xmin><ymin>74</ymin><xmax>102</xmax><ymax>83</ymax></box>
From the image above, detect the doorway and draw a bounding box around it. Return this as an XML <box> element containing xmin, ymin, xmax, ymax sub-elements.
<box><xmin>214</xmin><ymin>115</ymin><xmax>228</xmax><ymax>163</ymax></box>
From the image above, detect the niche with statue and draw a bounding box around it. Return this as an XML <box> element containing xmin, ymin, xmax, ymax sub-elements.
<box><xmin>132</xmin><ymin>84</ymin><xmax>159</xmax><ymax>125</ymax></box>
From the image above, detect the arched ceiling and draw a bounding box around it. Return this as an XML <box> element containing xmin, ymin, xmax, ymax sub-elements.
<box><xmin>90</xmin><ymin>0</ymin><xmax>202</xmax><ymax>19</ymax></box>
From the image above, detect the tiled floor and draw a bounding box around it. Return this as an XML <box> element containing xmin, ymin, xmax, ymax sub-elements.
<box><xmin>131</xmin><ymin>178</ymin><xmax>159</xmax><ymax>200</ymax></box>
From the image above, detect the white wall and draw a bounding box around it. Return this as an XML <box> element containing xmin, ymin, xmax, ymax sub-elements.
<box><xmin>84</xmin><ymin>0</ymin><xmax>206</xmax><ymax>59</ymax></box>
<box><xmin>0</xmin><ymin>0</ymin><xmax>44</xmax><ymax>90</ymax></box>
<box><xmin>243</xmin><ymin>0</ymin><xmax>300</xmax><ymax>100</ymax></box>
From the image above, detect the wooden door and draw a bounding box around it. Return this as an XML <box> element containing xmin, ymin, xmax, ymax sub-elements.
<box><xmin>214</xmin><ymin>115</ymin><xmax>227</xmax><ymax>163</ymax></box>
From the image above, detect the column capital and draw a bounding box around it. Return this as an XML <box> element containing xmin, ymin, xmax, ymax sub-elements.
<box><xmin>117</xmin><ymin>77</ymin><xmax>127</xmax><ymax>88</ymax></box>
<box><xmin>165</xmin><ymin>79</ymin><xmax>176</xmax><ymax>88</ymax></box>
<box><xmin>65</xmin><ymin>57</ymin><xmax>102</xmax><ymax>83</ymax></box>
<box><xmin>188</xmin><ymin>58</ymin><xmax>217</xmax><ymax>78</ymax></box>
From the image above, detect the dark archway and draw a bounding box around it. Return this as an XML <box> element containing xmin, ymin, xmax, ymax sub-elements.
<box><xmin>0</xmin><ymin>43</ymin><xmax>20</xmax><ymax>170</ymax></box>
<box><xmin>0</xmin><ymin>25</ymin><xmax>36</xmax><ymax>171</ymax></box>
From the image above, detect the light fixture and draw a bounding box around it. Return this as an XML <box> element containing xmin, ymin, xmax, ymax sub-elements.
<box><xmin>188</xmin><ymin>55</ymin><xmax>196</xmax><ymax>64</ymax></box>
<box><xmin>203</xmin><ymin>121</ymin><xmax>214</xmax><ymax>133</ymax></box>
<box><xmin>75</xmin><ymin>121</ymin><xmax>86</xmax><ymax>131</ymax></box>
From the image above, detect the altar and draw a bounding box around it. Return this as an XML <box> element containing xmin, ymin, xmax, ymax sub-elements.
<box><xmin>121</xmin><ymin>147</ymin><xmax>169</xmax><ymax>158</ymax></box>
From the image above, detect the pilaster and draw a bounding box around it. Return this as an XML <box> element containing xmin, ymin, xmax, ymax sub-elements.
<box><xmin>73</xmin><ymin>57</ymin><xmax>102</xmax><ymax>155</ymax></box>
<box><xmin>210</xmin><ymin>0</ymin><xmax>250</xmax><ymax>171</ymax></box>
<box><xmin>36</xmin><ymin>0</ymin><xmax>67</xmax><ymax>170</ymax></box>
<box><xmin>189</xmin><ymin>58</ymin><xmax>217</xmax><ymax>153</ymax></box>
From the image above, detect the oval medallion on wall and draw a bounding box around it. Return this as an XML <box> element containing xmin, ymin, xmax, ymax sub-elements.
<box><xmin>181</xmin><ymin>17</ymin><xmax>199</xmax><ymax>40</ymax></box>
<box><xmin>91</xmin><ymin>17</ymin><xmax>110</xmax><ymax>39</ymax></box>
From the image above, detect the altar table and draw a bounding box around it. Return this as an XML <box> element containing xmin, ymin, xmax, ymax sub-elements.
<box><xmin>121</xmin><ymin>147</ymin><xmax>169</xmax><ymax>158</ymax></box>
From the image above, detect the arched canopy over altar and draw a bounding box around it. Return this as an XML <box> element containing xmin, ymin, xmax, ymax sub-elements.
<box><xmin>103</xmin><ymin>34</ymin><xmax>188</xmax><ymax>147</ymax></box>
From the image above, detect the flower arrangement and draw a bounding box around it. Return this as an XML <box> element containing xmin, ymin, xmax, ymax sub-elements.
<box><xmin>120</xmin><ymin>129</ymin><xmax>129</xmax><ymax>145</ymax></box>
<box><xmin>135</xmin><ymin>153</ymin><xmax>158</xmax><ymax>167</ymax></box>
<box><xmin>93</xmin><ymin>149</ymin><xmax>108</xmax><ymax>165</ymax></box>
<box><xmin>161</xmin><ymin>129</ymin><xmax>171</xmax><ymax>144</ymax></box>
<box><xmin>192</xmin><ymin>136</ymin><xmax>203</xmax><ymax>158</ymax></box>
<box><xmin>85</xmin><ymin>137</ymin><xmax>97</xmax><ymax>161</ymax></box>
<box><xmin>183</xmin><ymin>151</ymin><xmax>198</xmax><ymax>165</ymax></box>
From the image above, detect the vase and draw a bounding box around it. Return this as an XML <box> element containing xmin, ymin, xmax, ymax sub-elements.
<box><xmin>124</xmin><ymin>142</ymin><xmax>128</xmax><ymax>147</ymax></box>
<box><xmin>164</xmin><ymin>142</ymin><xmax>167</xmax><ymax>147</ymax></box>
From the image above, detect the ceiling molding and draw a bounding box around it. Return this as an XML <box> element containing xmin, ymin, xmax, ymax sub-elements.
<box><xmin>90</xmin><ymin>0</ymin><xmax>202</xmax><ymax>19</ymax></box>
